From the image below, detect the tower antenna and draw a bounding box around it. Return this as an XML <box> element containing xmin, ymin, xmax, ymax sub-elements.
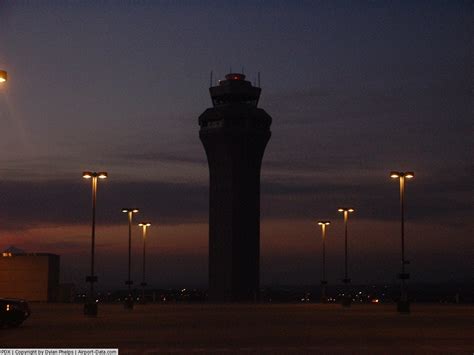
<box><xmin>242</xmin><ymin>66</ymin><xmax>245</xmax><ymax>74</ymax></box>
<box><xmin>257</xmin><ymin>72</ymin><xmax>261</xmax><ymax>87</ymax></box>
<box><xmin>210</xmin><ymin>71</ymin><xmax>213</xmax><ymax>87</ymax></box>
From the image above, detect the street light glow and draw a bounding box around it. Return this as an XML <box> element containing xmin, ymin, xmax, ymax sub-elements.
<box><xmin>122</xmin><ymin>208</ymin><xmax>139</xmax><ymax>213</ymax></box>
<box><xmin>0</xmin><ymin>70</ymin><xmax>7</xmax><ymax>83</ymax></box>
<box><xmin>390</xmin><ymin>171</ymin><xmax>414</xmax><ymax>179</ymax></box>
<box><xmin>139</xmin><ymin>223</ymin><xmax>151</xmax><ymax>227</ymax></box>
<box><xmin>317</xmin><ymin>221</ymin><xmax>330</xmax><ymax>226</ymax></box>
<box><xmin>83</xmin><ymin>171</ymin><xmax>108</xmax><ymax>179</ymax></box>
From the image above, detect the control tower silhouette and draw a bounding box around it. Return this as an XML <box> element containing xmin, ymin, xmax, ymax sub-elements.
<box><xmin>199</xmin><ymin>73</ymin><xmax>272</xmax><ymax>302</ymax></box>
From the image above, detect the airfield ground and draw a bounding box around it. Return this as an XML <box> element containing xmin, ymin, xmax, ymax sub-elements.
<box><xmin>1</xmin><ymin>303</ymin><xmax>472</xmax><ymax>354</ymax></box>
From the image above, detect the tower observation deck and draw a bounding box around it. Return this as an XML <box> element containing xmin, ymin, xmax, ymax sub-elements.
<box><xmin>199</xmin><ymin>73</ymin><xmax>272</xmax><ymax>302</ymax></box>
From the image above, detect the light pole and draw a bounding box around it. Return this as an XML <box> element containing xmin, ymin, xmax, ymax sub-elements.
<box><xmin>82</xmin><ymin>171</ymin><xmax>108</xmax><ymax>316</ymax></box>
<box><xmin>0</xmin><ymin>70</ymin><xmax>7</xmax><ymax>83</ymax></box>
<box><xmin>122</xmin><ymin>208</ymin><xmax>139</xmax><ymax>309</ymax></box>
<box><xmin>138</xmin><ymin>223</ymin><xmax>151</xmax><ymax>304</ymax></box>
<box><xmin>317</xmin><ymin>221</ymin><xmax>330</xmax><ymax>303</ymax></box>
<box><xmin>338</xmin><ymin>208</ymin><xmax>354</xmax><ymax>307</ymax></box>
<box><xmin>390</xmin><ymin>171</ymin><xmax>414</xmax><ymax>314</ymax></box>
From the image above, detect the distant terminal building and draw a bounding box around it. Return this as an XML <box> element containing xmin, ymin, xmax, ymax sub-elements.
<box><xmin>0</xmin><ymin>251</ymin><xmax>59</xmax><ymax>302</ymax></box>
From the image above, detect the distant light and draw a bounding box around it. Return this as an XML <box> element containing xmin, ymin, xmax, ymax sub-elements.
<box><xmin>338</xmin><ymin>208</ymin><xmax>344</xmax><ymax>212</ymax></box>
<box><xmin>390</xmin><ymin>171</ymin><xmax>400</xmax><ymax>179</ymax></box>
<box><xmin>6</xmin><ymin>304</ymin><xmax>10</xmax><ymax>311</ymax></box>
<box><xmin>405</xmin><ymin>172</ymin><xmax>415</xmax><ymax>179</ymax></box>
<box><xmin>82</xmin><ymin>171</ymin><xmax>93</xmax><ymax>179</ymax></box>
<box><xmin>372</xmin><ymin>299</ymin><xmax>379</xmax><ymax>303</ymax></box>
<box><xmin>348</xmin><ymin>208</ymin><xmax>355</xmax><ymax>213</ymax></box>
<box><xmin>97</xmin><ymin>172</ymin><xmax>108</xmax><ymax>179</ymax></box>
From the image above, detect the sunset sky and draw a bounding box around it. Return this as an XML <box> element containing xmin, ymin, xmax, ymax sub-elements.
<box><xmin>0</xmin><ymin>1</ymin><xmax>471</xmax><ymax>289</ymax></box>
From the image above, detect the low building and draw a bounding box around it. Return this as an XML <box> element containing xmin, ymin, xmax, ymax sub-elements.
<box><xmin>0</xmin><ymin>252</ymin><xmax>60</xmax><ymax>302</ymax></box>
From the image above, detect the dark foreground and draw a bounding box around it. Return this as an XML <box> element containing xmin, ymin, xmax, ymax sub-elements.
<box><xmin>1</xmin><ymin>303</ymin><xmax>472</xmax><ymax>354</ymax></box>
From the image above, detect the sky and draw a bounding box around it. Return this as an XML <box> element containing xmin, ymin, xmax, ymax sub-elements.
<box><xmin>0</xmin><ymin>1</ymin><xmax>472</xmax><ymax>289</ymax></box>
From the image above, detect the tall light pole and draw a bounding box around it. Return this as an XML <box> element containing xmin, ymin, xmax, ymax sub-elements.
<box><xmin>82</xmin><ymin>171</ymin><xmax>108</xmax><ymax>316</ymax></box>
<box><xmin>390</xmin><ymin>171</ymin><xmax>414</xmax><ymax>314</ymax></box>
<box><xmin>122</xmin><ymin>208</ymin><xmax>139</xmax><ymax>309</ymax></box>
<box><xmin>138</xmin><ymin>223</ymin><xmax>151</xmax><ymax>304</ymax></box>
<box><xmin>0</xmin><ymin>70</ymin><xmax>7</xmax><ymax>83</ymax></box>
<box><xmin>317</xmin><ymin>221</ymin><xmax>330</xmax><ymax>303</ymax></box>
<box><xmin>338</xmin><ymin>208</ymin><xmax>354</xmax><ymax>307</ymax></box>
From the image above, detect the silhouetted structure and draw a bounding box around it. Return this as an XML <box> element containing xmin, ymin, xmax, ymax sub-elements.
<box><xmin>199</xmin><ymin>73</ymin><xmax>272</xmax><ymax>302</ymax></box>
<box><xmin>0</xmin><ymin>252</ymin><xmax>59</xmax><ymax>302</ymax></box>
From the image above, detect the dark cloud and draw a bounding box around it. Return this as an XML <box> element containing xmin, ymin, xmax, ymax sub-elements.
<box><xmin>0</xmin><ymin>180</ymin><xmax>208</xmax><ymax>231</ymax></box>
<box><xmin>0</xmin><ymin>166</ymin><xmax>471</xmax><ymax>232</ymax></box>
<box><xmin>261</xmin><ymin>171</ymin><xmax>472</xmax><ymax>224</ymax></box>
<box><xmin>121</xmin><ymin>151</ymin><xmax>206</xmax><ymax>166</ymax></box>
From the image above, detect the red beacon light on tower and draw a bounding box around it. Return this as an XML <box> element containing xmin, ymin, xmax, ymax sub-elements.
<box><xmin>225</xmin><ymin>73</ymin><xmax>245</xmax><ymax>81</ymax></box>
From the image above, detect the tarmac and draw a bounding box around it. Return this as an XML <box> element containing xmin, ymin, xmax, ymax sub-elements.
<box><xmin>1</xmin><ymin>303</ymin><xmax>472</xmax><ymax>354</ymax></box>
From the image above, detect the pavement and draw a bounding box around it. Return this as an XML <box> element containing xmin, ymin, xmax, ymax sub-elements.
<box><xmin>1</xmin><ymin>303</ymin><xmax>472</xmax><ymax>354</ymax></box>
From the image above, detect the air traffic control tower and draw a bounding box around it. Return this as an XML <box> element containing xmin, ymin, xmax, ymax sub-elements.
<box><xmin>199</xmin><ymin>73</ymin><xmax>272</xmax><ymax>302</ymax></box>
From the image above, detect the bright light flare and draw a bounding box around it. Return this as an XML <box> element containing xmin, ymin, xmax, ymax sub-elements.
<box><xmin>139</xmin><ymin>223</ymin><xmax>151</xmax><ymax>227</ymax></box>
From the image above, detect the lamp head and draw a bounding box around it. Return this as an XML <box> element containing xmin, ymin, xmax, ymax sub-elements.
<box><xmin>97</xmin><ymin>172</ymin><xmax>108</xmax><ymax>179</ymax></box>
<box><xmin>82</xmin><ymin>171</ymin><xmax>93</xmax><ymax>179</ymax></box>
<box><xmin>139</xmin><ymin>223</ymin><xmax>151</xmax><ymax>227</ymax></box>
<box><xmin>404</xmin><ymin>172</ymin><xmax>415</xmax><ymax>179</ymax></box>
<box><xmin>390</xmin><ymin>171</ymin><xmax>401</xmax><ymax>179</ymax></box>
<box><xmin>317</xmin><ymin>221</ymin><xmax>330</xmax><ymax>226</ymax></box>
